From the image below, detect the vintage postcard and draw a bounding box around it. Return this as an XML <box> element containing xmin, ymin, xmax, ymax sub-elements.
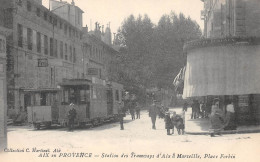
<box><xmin>0</xmin><ymin>0</ymin><xmax>260</xmax><ymax>162</ymax></box>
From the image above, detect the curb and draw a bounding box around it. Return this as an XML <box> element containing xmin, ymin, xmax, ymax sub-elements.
<box><xmin>185</xmin><ymin>129</ymin><xmax>260</xmax><ymax>135</ymax></box>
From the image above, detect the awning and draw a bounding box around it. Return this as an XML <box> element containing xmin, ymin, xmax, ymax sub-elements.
<box><xmin>183</xmin><ymin>44</ymin><xmax>260</xmax><ymax>98</ymax></box>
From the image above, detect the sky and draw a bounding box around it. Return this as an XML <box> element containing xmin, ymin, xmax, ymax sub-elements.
<box><xmin>42</xmin><ymin>0</ymin><xmax>204</xmax><ymax>34</ymax></box>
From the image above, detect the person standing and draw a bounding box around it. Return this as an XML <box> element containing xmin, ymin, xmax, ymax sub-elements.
<box><xmin>171</xmin><ymin>111</ymin><xmax>185</xmax><ymax>135</ymax></box>
<box><xmin>68</xmin><ymin>103</ymin><xmax>77</xmax><ymax>131</ymax></box>
<box><xmin>209</xmin><ymin>98</ymin><xmax>225</xmax><ymax>137</ymax></box>
<box><xmin>164</xmin><ymin>112</ymin><xmax>173</xmax><ymax>135</ymax></box>
<box><xmin>224</xmin><ymin>101</ymin><xmax>237</xmax><ymax>130</ymax></box>
<box><xmin>183</xmin><ymin>101</ymin><xmax>188</xmax><ymax>112</ymax></box>
<box><xmin>135</xmin><ymin>102</ymin><xmax>141</xmax><ymax>119</ymax></box>
<box><xmin>118</xmin><ymin>102</ymin><xmax>125</xmax><ymax>130</ymax></box>
<box><xmin>191</xmin><ymin>100</ymin><xmax>199</xmax><ymax>119</ymax></box>
<box><xmin>149</xmin><ymin>100</ymin><xmax>159</xmax><ymax>129</ymax></box>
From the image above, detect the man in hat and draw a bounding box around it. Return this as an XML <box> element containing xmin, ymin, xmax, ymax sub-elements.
<box><xmin>68</xmin><ymin>103</ymin><xmax>77</xmax><ymax>131</ymax></box>
<box><xmin>149</xmin><ymin>100</ymin><xmax>159</xmax><ymax>129</ymax></box>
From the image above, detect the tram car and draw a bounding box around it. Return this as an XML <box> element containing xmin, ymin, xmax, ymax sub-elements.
<box><xmin>106</xmin><ymin>81</ymin><xmax>124</xmax><ymax>121</ymax></box>
<box><xmin>27</xmin><ymin>77</ymin><xmax>124</xmax><ymax>129</ymax></box>
<box><xmin>26</xmin><ymin>89</ymin><xmax>60</xmax><ymax>129</ymax></box>
<box><xmin>58</xmin><ymin>78</ymin><xmax>124</xmax><ymax>127</ymax></box>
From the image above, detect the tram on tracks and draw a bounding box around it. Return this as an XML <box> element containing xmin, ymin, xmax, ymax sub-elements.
<box><xmin>27</xmin><ymin>78</ymin><xmax>124</xmax><ymax>129</ymax></box>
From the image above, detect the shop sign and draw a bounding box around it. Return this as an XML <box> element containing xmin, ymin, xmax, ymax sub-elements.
<box><xmin>88</xmin><ymin>68</ymin><xmax>99</xmax><ymax>76</ymax></box>
<box><xmin>38</xmin><ymin>58</ymin><xmax>48</xmax><ymax>67</ymax></box>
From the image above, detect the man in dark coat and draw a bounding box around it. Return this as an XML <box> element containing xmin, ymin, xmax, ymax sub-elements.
<box><xmin>118</xmin><ymin>102</ymin><xmax>125</xmax><ymax>130</ymax></box>
<box><xmin>149</xmin><ymin>100</ymin><xmax>159</xmax><ymax>129</ymax></box>
<box><xmin>68</xmin><ymin>103</ymin><xmax>77</xmax><ymax>131</ymax></box>
<box><xmin>191</xmin><ymin>100</ymin><xmax>200</xmax><ymax>119</ymax></box>
<box><xmin>164</xmin><ymin>112</ymin><xmax>173</xmax><ymax>135</ymax></box>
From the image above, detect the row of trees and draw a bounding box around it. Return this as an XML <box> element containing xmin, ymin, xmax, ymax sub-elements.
<box><xmin>113</xmin><ymin>12</ymin><xmax>202</xmax><ymax>102</ymax></box>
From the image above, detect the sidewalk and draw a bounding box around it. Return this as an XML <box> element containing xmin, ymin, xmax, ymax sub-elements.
<box><xmin>184</xmin><ymin>109</ymin><xmax>260</xmax><ymax>135</ymax></box>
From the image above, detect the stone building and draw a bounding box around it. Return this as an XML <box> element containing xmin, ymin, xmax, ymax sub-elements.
<box><xmin>50</xmin><ymin>0</ymin><xmax>83</xmax><ymax>30</ymax></box>
<box><xmin>0</xmin><ymin>0</ymin><xmax>85</xmax><ymax>117</ymax></box>
<box><xmin>201</xmin><ymin>0</ymin><xmax>260</xmax><ymax>38</ymax></box>
<box><xmin>81</xmin><ymin>23</ymin><xmax>119</xmax><ymax>81</ymax></box>
<box><xmin>183</xmin><ymin>0</ymin><xmax>260</xmax><ymax>125</ymax></box>
<box><xmin>0</xmin><ymin>24</ymin><xmax>12</xmax><ymax>151</ymax></box>
<box><xmin>0</xmin><ymin>0</ymin><xmax>120</xmax><ymax>117</ymax></box>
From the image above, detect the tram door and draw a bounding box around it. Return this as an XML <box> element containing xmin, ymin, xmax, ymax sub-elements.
<box><xmin>107</xmin><ymin>89</ymin><xmax>113</xmax><ymax>116</ymax></box>
<box><xmin>24</xmin><ymin>93</ymin><xmax>32</xmax><ymax>111</ymax></box>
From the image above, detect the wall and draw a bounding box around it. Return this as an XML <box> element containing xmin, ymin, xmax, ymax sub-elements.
<box><xmin>0</xmin><ymin>30</ymin><xmax>8</xmax><ymax>151</ymax></box>
<box><xmin>5</xmin><ymin>0</ymin><xmax>86</xmax><ymax>115</ymax></box>
<box><xmin>203</xmin><ymin>0</ymin><xmax>260</xmax><ymax>38</ymax></box>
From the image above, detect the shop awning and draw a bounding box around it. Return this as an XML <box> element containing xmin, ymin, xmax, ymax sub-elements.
<box><xmin>183</xmin><ymin>44</ymin><xmax>260</xmax><ymax>98</ymax></box>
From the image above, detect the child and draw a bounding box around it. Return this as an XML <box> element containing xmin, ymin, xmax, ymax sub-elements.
<box><xmin>164</xmin><ymin>112</ymin><xmax>173</xmax><ymax>135</ymax></box>
<box><xmin>171</xmin><ymin>111</ymin><xmax>185</xmax><ymax>135</ymax></box>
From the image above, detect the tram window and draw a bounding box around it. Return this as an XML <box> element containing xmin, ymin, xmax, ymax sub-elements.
<box><xmin>40</xmin><ymin>92</ymin><xmax>47</xmax><ymax>106</ymax></box>
<box><xmin>80</xmin><ymin>89</ymin><xmax>87</xmax><ymax>103</ymax></box>
<box><xmin>116</xmin><ymin>90</ymin><xmax>119</xmax><ymax>101</ymax></box>
<box><xmin>86</xmin><ymin>90</ymin><xmax>90</xmax><ymax>102</ymax></box>
<box><xmin>69</xmin><ymin>88</ymin><xmax>77</xmax><ymax>104</ymax></box>
<box><xmin>93</xmin><ymin>87</ymin><xmax>97</xmax><ymax>99</ymax></box>
<box><xmin>62</xmin><ymin>89</ymin><xmax>69</xmax><ymax>104</ymax></box>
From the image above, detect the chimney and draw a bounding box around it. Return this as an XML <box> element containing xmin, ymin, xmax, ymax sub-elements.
<box><xmin>95</xmin><ymin>22</ymin><xmax>98</xmax><ymax>31</ymax></box>
<box><xmin>71</xmin><ymin>0</ymin><xmax>75</xmax><ymax>5</ymax></box>
<box><xmin>83</xmin><ymin>24</ymin><xmax>88</xmax><ymax>33</ymax></box>
<box><xmin>102</xmin><ymin>25</ymin><xmax>104</xmax><ymax>34</ymax></box>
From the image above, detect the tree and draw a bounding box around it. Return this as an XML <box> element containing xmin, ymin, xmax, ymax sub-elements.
<box><xmin>115</xmin><ymin>12</ymin><xmax>202</xmax><ymax>100</ymax></box>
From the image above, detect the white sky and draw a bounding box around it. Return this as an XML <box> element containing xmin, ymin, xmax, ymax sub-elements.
<box><xmin>42</xmin><ymin>0</ymin><xmax>204</xmax><ymax>34</ymax></box>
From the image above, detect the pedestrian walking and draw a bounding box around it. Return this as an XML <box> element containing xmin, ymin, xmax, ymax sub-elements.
<box><xmin>130</xmin><ymin>106</ymin><xmax>135</xmax><ymax>120</ymax></box>
<box><xmin>135</xmin><ymin>102</ymin><xmax>141</xmax><ymax>119</ymax></box>
<box><xmin>118</xmin><ymin>102</ymin><xmax>125</xmax><ymax>130</ymax></box>
<box><xmin>164</xmin><ymin>111</ymin><xmax>173</xmax><ymax>135</ymax></box>
<box><xmin>149</xmin><ymin>100</ymin><xmax>159</xmax><ymax>129</ymax></box>
<box><xmin>68</xmin><ymin>103</ymin><xmax>77</xmax><ymax>131</ymax></box>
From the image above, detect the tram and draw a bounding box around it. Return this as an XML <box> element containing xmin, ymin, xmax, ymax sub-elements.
<box><xmin>27</xmin><ymin>77</ymin><xmax>124</xmax><ymax>129</ymax></box>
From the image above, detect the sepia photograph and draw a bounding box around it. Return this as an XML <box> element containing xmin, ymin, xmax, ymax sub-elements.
<box><xmin>0</xmin><ymin>0</ymin><xmax>260</xmax><ymax>162</ymax></box>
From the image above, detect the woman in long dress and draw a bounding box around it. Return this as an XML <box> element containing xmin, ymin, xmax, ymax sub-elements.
<box><xmin>209</xmin><ymin>98</ymin><xmax>225</xmax><ymax>137</ymax></box>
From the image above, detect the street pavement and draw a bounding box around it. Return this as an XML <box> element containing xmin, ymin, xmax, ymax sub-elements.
<box><xmin>2</xmin><ymin>107</ymin><xmax>260</xmax><ymax>162</ymax></box>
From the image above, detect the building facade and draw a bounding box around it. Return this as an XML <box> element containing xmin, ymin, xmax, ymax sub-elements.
<box><xmin>0</xmin><ymin>0</ymin><xmax>119</xmax><ymax>118</ymax></box>
<box><xmin>0</xmin><ymin>25</ymin><xmax>11</xmax><ymax>151</ymax></box>
<box><xmin>183</xmin><ymin>0</ymin><xmax>260</xmax><ymax>125</ymax></box>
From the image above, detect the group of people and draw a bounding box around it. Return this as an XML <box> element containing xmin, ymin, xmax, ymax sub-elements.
<box><xmin>68</xmin><ymin>97</ymin><xmax>236</xmax><ymax>137</ymax></box>
<box><xmin>209</xmin><ymin>98</ymin><xmax>237</xmax><ymax>137</ymax></box>
<box><xmin>184</xmin><ymin>98</ymin><xmax>237</xmax><ymax>137</ymax></box>
<box><xmin>189</xmin><ymin>100</ymin><xmax>209</xmax><ymax>119</ymax></box>
<box><xmin>149</xmin><ymin>100</ymin><xmax>185</xmax><ymax>135</ymax></box>
<box><xmin>129</xmin><ymin>101</ymin><xmax>141</xmax><ymax>120</ymax></box>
